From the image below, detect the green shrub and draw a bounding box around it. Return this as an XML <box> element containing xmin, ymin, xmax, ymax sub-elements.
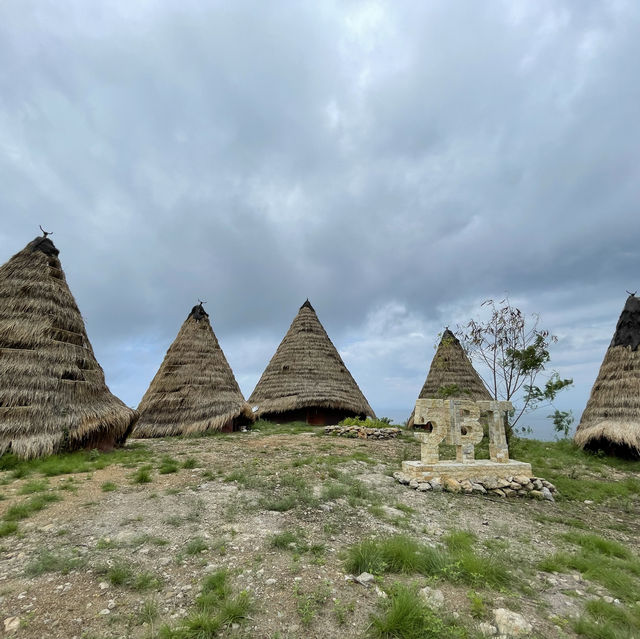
<box><xmin>131</xmin><ymin>466</ymin><xmax>153</xmax><ymax>484</ymax></box>
<box><xmin>25</xmin><ymin>550</ymin><xmax>84</xmax><ymax>576</ymax></box>
<box><xmin>3</xmin><ymin>493</ymin><xmax>61</xmax><ymax>521</ymax></box>
<box><xmin>369</xmin><ymin>584</ymin><xmax>466</xmax><ymax>639</ymax></box>
<box><xmin>0</xmin><ymin>521</ymin><xmax>18</xmax><ymax>537</ymax></box>
<box><xmin>185</xmin><ymin>537</ymin><xmax>208</xmax><ymax>556</ymax></box>
<box><xmin>158</xmin><ymin>456</ymin><xmax>179</xmax><ymax>474</ymax></box>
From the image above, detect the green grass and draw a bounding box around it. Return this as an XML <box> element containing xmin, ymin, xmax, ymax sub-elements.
<box><xmin>0</xmin><ymin>521</ymin><xmax>19</xmax><ymax>537</ymax></box>
<box><xmin>3</xmin><ymin>493</ymin><xmax>61</xmax><ymax>521</ymax></box>
<box><xmin>101</xmin><ymin>481</ymin><xmax>118</xmax><ymax>492</ymax></box>
<box><xmin>251</xmin><ymin>419</ymin><xmax>315</xmax><ymax>435</ymax></box>
<box><xmin>573</xmin><ymin>599</ymin><xmax>640</xmax><ymax>639</ymax></box>
<box><xmin>158</xmin><ymin>456</ymin><xmax>180</xmax><ymax>474</ymax></box>
<box><xmin>18</xmin><ymin>479</ymin><xmax>49</xmax><ymax>494</ymax></box>
<box><xmin>131</xmin><ymin>465</ymin><xmax>153</xmax><ymax>484</ymax></box>
<box><xmin>344</xmin><ymin>533</ymin><xmax>511</xmax><ymax>589</ymax></box>
<box><xmin>369</xmin><ymin>583</ymin><xmax>471</xmax><ymax>639</ymax></box>
<box><xmin>262</xmin><ymin>494</ymin><xmax>298</xmax><ymax>512</ymax></box>
<box><xmin>24</xmin><ymin>549</ymin><xmax>85</xmax><ymax>576</ymax></box>
<box><xmin>182</xmin><ymin>457</ymin><xmax>198</xmax><ymax>469</ymax></box>
<box><xmin>510</xmin><ymin>438</ymin><xmax>640</xmax><ymax>504</ymax></box>
<box><xmin>98</xmin><ymin>561</ymin><xmax>163</xmax><ymax>591</ymax></box>
<box><xmin>539</xmin><ymin>533</ymin><xmax>640</xmax><ymax>603</ymax></box>
<box><xmin>0</xmin><ymin>444</ymin><xmax>152</xmax><ymax>479</ymax></box>
<box><xmin>158</xmin><ymin>570</ymin><xmax>251</xmax><ymax>638</ymax></box>
<box><xmin>185</xmin><ymin>537</ymin><xmax>208</xmax><ymax>555</ymax></box>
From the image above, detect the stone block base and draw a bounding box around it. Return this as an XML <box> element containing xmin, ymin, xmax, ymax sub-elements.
<box><xmin>401</xmin><ymin>459</ymin><xmax>532</xmax><ymax>482</ymax></box>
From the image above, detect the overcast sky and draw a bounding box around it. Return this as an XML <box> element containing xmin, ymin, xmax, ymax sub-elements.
<box><xmin>2</xmin><ymin>1</ymin><xmax>639</xmax><ymax>437</ymax></box>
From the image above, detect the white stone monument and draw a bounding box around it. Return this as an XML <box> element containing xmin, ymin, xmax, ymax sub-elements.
<box><xmin>402</xmin><ymin>398</ymin><xmax>532</xmax><ymax>482</ymax></box>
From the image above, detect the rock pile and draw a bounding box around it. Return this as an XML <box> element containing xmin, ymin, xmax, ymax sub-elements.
<box><xmin>324</xmin><ymin>425</ymin><xmax>402</xmax><ymax>440</ymax></box>
<box><xmin>393</xmin><ymin>472</ymin><xmax>557</xmax><ymax>501</ymax></box>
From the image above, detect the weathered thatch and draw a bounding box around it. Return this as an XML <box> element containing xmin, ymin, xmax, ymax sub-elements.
<box><xmin>574</xmin><ymin>294</ymin><xmax>640</xmax><ymax>458</ymax></box>
<box><xmin>407</xmin><ymin>329</ymin><xmax>491</xmax><ymax>427</ymax></box>
<box><xmin>133</xmin><ymin>304</ymin><xmax>252</xmax><ymax>438</ymax></box>
<box><xmin>0</xmin><ymin>235</ymin><xmax>138</xmax><ymax>459</ymax></box>
<box><xmin>249</xmin><ymin>300</ymin><xmax>375</xmax><ymax>424</ymax></box>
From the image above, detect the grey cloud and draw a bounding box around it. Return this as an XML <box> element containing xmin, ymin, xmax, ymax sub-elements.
<box><xmin>1</xmin><ymin>1</ymin><xmax>639</xmax><ymax>430</ymax></box>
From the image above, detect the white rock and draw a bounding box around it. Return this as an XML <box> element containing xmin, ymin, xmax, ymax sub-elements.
<box><xmin>374</xmin><ymin>586</ymin><xmax>387</xmax><ymax>598</ymax></box>
<box><xmin>416</xmin><ymin>482</ymin><xmax>432</xmax><ymax>492</ymax></box>
<box><xmin>541</xmin><ymin>487</ymin><xmax>554</xmax><ymax>502</ymax></box>
<box><xmin>98</xmin><ymin>582</ymin><xmax>109</xmax><ymax>590</ymax></box>
<box><xmin>478</xmin><ymin>621</ymin><xmax>497</xmax><ymax>636</ymax></box>
<box><xmin>493</xmin><ymin>608</ymin><xmax>532</xmax><ymax>637</ymax></box>
<box><xmin>107</xmin><ymin>600</ymin><xmax>116</xmax><ymax>610</ymax></box>
<box><xmin>265</xmin><ymin>578</ymin><xmax>277</xmax><ymax>586</ymax></box>
<box><xmin>355</xmin><ymin>572</ymin><xmax>375</xmax><ymax>585</ymax></box>
<box><xmin>3</xmin><ymin>617</ymin><xmax>20</xmax><ymax>633</ymax></box>
<box><xmin>98</xmin><ymin>609</ymin><xmax>111</xmax><ymax>616</ymax></box>
<box><xmin>419</xmin><ymin>586</ymin><xmax>445</xmax><ymax>608</ymax></box>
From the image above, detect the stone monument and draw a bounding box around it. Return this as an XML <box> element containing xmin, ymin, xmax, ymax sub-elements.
<box><xmin>402</xmin><ymin>398</ymin><xmax>532</xmax><ymax>482</ymax></box>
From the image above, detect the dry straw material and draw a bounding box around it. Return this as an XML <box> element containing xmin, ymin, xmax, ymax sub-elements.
<box><xmin>574</xmin><ymin>294</ymin><xmax>640</xmax><ymax>458</ymax></box>
<box><xmin>0</xmin><ymin>235</ymin><xmax>137</xmax><ymax>459</ymax></box>
<box><xmin>407</xmin><ymin>329</ymin><xmax>491</xmax><ymax>427</ymax></box>
<box><xmin>133</xmin><ymin>304</ymin><xmax>252</xmax><ymax>437</ymax></box>
<box><xmin>249</xmin><ymin>300</ymin><xmax>375</xmax><ymax>422</ymax></box>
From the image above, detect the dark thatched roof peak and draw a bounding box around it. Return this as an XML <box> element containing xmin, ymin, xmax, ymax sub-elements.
<box><xmin>26</xmin><ymin>236</ymin><xmax>59</xmax><ymax>257</ymax></box>
<box><xmin>188</xmin><ymin>303</ymin><xmax>209</xmax><ymax>322</ymax></box>
<box><xmin>610</xmin><ymin>294</ymin><xmax>640</xmax><ymax>351</ymax></box>
<box><xmin>300</xmin><ymin>298</ymin><xmax>314</xmax><ymax>311</ymax></box>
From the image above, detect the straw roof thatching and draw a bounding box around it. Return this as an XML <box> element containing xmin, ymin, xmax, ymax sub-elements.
<box><xmin>574</xmin><ymin>294</ymin><xmax>640</xmax><ymax>458</ymax></box>
<box><xmin>0</xmin><ymin>235</ymin><xmax>138</xmax><ymax>459</ymax></box>
<box><xmin>407</xmin><ymin>328</ymin><xmax>491</xmax><ymax>427</ymax></box>
<box><xmin>249</xmin><ymin>300</ymin><xmax>375</xmax><ymax>420</ymax></box>
<box><xmin>133</xmin><ymin>304</ymin><xmax>252</xmax><ymax>438</ymax></box>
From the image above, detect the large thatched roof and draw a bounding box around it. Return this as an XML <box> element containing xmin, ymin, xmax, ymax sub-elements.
<box><xmin>0</xmin><ymin>235</ymin><xmax>137</xmax><ymax>458</ymax></box>
<box><xmin>407</xmin><ymin>329</ymin><xmax>491</xmax><ymax>427</ymax></box>
<box><xmin>248</xmin><ymin>300</ymin><xmax>375</xmax><ymax>419</ymax></box>
<box><xmin>574</xmin><ymin>294</ymin><xmax>640</xmax><ymax>457</ymax></box>
<box><xmin>133</xmin><ymin>304</ymin><xmax>252</xmax><ymax>437</ymax></box>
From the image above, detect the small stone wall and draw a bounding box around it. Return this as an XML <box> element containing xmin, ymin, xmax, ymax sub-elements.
<box><xmin>393</xmin><ymin>471</ymin><xmax>557</xmax><ymax>501</ymax></box>
<box><xmin>324</xmin><ymin>425</ymin><xmax>402</xmax><ymax>440</ymax></box>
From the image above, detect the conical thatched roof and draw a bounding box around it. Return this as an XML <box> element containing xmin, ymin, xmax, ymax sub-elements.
<box><xmin>0</xmin><ymin>235</ymin><xmax>138</xmax><ymax>459</ymax></box>
<box><xmin>249</xmin><ymin>300</ymin><xmax>375</xmax><ymax>420</ymax></box>
<box><xmin>407</xmin><ymin>329</ymin><xmax>491</xmax><ymax>427</ymax></box>
<box><xmin>133</xmin><ymin>304</ymin><xmax>252</xmax><ymax>438</ymax></box>
<box><xmin>574</xmin><ymin>294</ymin><xmax>640</xmax><ymax>457</ymax></box>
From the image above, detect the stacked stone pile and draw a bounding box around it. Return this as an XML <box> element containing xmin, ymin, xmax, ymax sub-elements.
<box><xmin>324</xmin><ymin>425</ymin><xmax>402</xmax><ymax>440</ymax></box>
<box><xmin>393</xmin><ymin>472</ymin><xmax>557</xmax><ymax>501</ymax></box>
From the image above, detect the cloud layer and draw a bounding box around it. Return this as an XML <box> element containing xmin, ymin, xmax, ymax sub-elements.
<box><xmin>2</xmin><ymin>1</ymin><xmax>639</xmax><ymax>435</ymax></box>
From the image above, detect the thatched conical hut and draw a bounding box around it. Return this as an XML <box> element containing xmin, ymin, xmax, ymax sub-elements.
<box><xmin>133</xmin><ymin>304</ymin><xmax>252</xmax><ymax>437</ymax></box>
<box><xmin>0</xmin><ymin>234</ymin><xmax>138</xmax><ymax>459</ymax></box>
<box><xmin>249</xmin><ymin>300</ymin><xmax>375</xmax><ymax>425</ymax></box>
<box><xmin>574</xmin><ymin>294</ymin><xmax>640</xmax><ymax>458</ymax></box>
<box><xmin>407</xmin><ymin>328</ymin><xmax>491</xmax><ymax>427</ymax></box>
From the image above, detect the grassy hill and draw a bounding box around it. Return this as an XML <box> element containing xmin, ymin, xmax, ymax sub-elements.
<box><xmin>0</xmin><ymin>424</ymin><xmax>638</xmax><ymax>638</ymax></box>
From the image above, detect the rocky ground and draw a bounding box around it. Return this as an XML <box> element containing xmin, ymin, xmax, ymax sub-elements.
<box><xmin>0</xmin><ymin>427</ymin><xmax>638</xmax><ymax>638</ymax></box>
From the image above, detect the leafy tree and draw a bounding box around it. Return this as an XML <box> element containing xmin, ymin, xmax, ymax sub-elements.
<box><xmin>456</xmin><ymin>298</ymin><xmax>572</xmax><ymax>439</ymax></box>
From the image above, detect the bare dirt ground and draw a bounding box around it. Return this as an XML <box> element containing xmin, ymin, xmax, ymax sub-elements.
<box><xmin>0</xmin><ymin>430</ymin><xmax>638</xmax><ymax>638</ymax></box>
